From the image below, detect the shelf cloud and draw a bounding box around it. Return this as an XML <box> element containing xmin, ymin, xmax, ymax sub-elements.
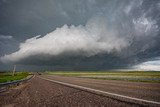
<box><xmin>0</xmin><ymin>16</ymin><xmax>130</xmax><ymax>63</ymax></box>
<box><xmin>0</xmin><ymin>0</ymin><xmax>160</xmax><ymax>70</ymax></box>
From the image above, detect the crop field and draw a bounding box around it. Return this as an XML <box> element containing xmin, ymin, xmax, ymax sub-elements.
<box><xmin>0</xmin><ymin>72</ymin><xmax>29</xmax><ymax>83</ymax></box>
<box><xmin>45</xmin><ymin>71</ymin><xmax>160</xmax><ymax>83</ymax></box>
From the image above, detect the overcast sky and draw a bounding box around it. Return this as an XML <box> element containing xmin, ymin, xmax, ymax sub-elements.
<box><xmin>0</xmin><ymin>0</ymin><xmax>160</xmax><ymax>71</ymax></box>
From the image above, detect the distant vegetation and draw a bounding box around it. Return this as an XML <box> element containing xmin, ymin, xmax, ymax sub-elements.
<box><xmin>45</xmin><ymin>71</ymin><xmax>160</xmax><ymax>83</ymax></box>
<box><xmin>0</xmin><ymin>72</ymin><xmax>29</xmax><ymax>83</ymax></box>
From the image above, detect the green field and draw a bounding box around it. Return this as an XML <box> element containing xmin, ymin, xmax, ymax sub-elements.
<box><xmin>0</xmin><ymin>72</ymin><xmax>29</xmax><ymax>83</ymax></box>
<box><xmin>45</xmin><ymin>71</ymin><xmax>160</xmax><ymax>83</ymax></box>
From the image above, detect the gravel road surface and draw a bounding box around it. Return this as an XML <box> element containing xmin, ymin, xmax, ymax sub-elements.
<box><xmin>0</xmin><ymin>75</ymin><xmax>159</xmax><ymax>107</ymax></box>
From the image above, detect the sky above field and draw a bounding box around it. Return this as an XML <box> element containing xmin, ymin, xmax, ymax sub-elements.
<box><xmin>0</xmin><ymin>0</ymin><xmax>160</xmax><ymax>71</ymax></box>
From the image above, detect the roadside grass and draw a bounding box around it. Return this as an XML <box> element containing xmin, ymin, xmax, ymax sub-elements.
<box><xmin>45</xmin><ymin>71</ymin><xmax>160</xmax><ymax>83</ymax></box>
<box><xmin>0</xmin><ymin>72</ymin><xmax>29</xmax><ymax>83</ymax></box>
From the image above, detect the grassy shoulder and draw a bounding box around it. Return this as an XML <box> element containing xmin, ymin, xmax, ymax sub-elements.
<box><xmin>0</xmin><ymin>72</ymin><xmax>29</xmax><ymax>83</ymax></box>
<box><xmin>45</xmin><ymin>71</ymin><xmax>160</xmax><ymax>83</ymax></box>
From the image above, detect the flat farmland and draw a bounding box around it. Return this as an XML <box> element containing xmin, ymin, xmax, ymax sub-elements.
<box><xmin>45</xmin><ymin>71</ymin><xmax>160</xmax><ymax>83</ymax></box>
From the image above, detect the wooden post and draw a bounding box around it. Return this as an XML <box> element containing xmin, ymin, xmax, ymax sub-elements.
<box><xmin>12</xmin><ymin>65</ymin><xmax>16</xmax><ymax>76</ymax></box>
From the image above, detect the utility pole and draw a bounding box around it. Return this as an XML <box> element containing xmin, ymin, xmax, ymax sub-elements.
<box><xmin>12</xmin><ymin>65</ymin><xmax>16</xmax><ymax>76</ymax></box>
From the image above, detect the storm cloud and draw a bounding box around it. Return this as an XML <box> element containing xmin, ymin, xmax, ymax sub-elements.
<box><xmin>0</xmin><ymin>0</ymin><xmax>160</xmax><ymax>70</ymax></box>
<box><xmin>1</xmin><ymin>16</ymin><xmax>130</xmax><ymax>63</ymax></box>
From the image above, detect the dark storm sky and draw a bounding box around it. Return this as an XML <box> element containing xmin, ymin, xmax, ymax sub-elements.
<box><xmin>0</xmin><ymin>0</ymin><xmax>160</xmax><ymax>71</ymax></box>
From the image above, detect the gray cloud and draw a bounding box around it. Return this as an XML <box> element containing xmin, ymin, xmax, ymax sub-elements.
<box><xmin>0</xmin><ymin>16</ymin><xmax>130</xmax><ymax>63</ymax></box>
<box><xmin>0</xmin><ymin>35</ymin><xmax>13</xmax><ymax>39</ymax></box>
<box><xmin>0</xmin><ymin>0</ymin><xmax>160</xmax><ymax>70</ymax></box>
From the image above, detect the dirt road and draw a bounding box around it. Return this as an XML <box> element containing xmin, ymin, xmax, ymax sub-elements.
<box><xmin>0</xmin><ymin>75</ymin><xmax>159</xmax><ymax>107</ymax></box>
